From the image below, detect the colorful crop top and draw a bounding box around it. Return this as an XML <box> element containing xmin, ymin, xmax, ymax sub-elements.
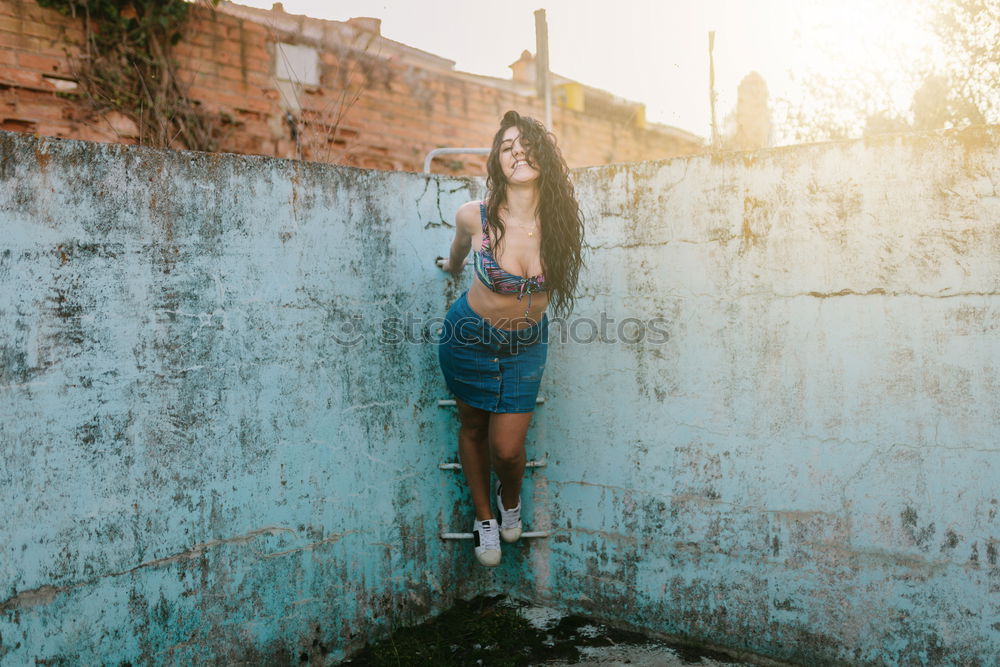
<box><xmin>473</xmin><ymin>201</ymin><xmax>547</xmax><ymax>314</ymax></box>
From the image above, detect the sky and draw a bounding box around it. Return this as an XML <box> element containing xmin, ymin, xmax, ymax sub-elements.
<box><xmin>232</xmin><ymin>0</ymin><xmax>937</xmax><ymax>142</ymax></box>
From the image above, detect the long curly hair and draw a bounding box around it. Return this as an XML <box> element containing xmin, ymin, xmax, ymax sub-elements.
<box><xmin>484</xmin><ymin>110</ymin><xmax>584</xmax><ymax>318</ymax></box>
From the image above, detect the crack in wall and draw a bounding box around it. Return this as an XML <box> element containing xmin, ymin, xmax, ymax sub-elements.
<box><xmin>1</xmin><ymin>525</ymin><xmax>300</xmax><ymax>612</ymax></box>
<box><xmin>260</xmin><ymin>531</ymin><xmax>355</xmax><ymax>559</ymax></box>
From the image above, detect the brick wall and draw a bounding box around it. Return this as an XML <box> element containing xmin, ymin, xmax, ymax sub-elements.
<box><xmin>0</xmin><ymin>0</ymin><xmax>703</xmax><ymax>173</ymax></box>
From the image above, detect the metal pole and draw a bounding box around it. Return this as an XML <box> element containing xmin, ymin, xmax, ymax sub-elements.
<box><xmin>534</xmin><ymin>9</ymin><xmax>552</xmax><ymax>130</ymax></box>
<box><xmin>709</xmin><ymin>31</ymin><xmax>719</xmax><ymax>149</ymax></box>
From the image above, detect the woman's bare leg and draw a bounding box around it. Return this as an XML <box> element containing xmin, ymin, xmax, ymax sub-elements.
<box><xmin>489</xmin><ymin>411</ymin><xmax>533</xmax><ymax>508</ymax></box>
<box><xmin>456</xmin><ymin>398</ymin><xmax>493</xmax><ymax>521</ymax></box>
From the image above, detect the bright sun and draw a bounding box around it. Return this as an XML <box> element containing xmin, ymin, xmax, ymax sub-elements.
<box><xmin>779</xmin><ymin>0</ymin><xmax>942</xmax><ymax>128</ymax></box>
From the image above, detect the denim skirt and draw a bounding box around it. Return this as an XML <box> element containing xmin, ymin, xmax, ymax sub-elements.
<box><xmin>438</xmin><ymin>290</ymin><xmax>549</xmax><ymax>413</ymax></box>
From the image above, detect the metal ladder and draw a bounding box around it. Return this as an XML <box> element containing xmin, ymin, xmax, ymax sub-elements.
<box><xmin>437</xmin><ymin>397</ymin><xmax>552</xmax><ymax>540</ymax></box>
<box><xmin>422</xmin><ymin>147</ymin><xmax>490</xmax><ymax>174</ymax></box>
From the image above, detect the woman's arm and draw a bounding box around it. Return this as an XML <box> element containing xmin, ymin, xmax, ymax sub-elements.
<box><xmin>440</xmin><ymin>201</ymin><xmax>477</xmax><ymax>276</ymax></box>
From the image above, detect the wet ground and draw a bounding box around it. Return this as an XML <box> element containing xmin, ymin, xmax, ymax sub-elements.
<box><xmin>341</xmin><ymin>595</ymin><xmax>766</xmax><ymax>666</ymax></box>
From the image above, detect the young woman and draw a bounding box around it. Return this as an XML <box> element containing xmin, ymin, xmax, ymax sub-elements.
<box><xmin>438</xmin><ymin>110</ymin><xmax>584</xmax><ymax>566</ymax></box>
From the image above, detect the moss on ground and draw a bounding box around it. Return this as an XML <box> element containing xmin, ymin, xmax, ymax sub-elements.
<box><xmin>340</xmin><ymin>594</ymin><xmax>746</xmax><ymax>666</ymax></box>
<box><xmin>342</xmin><ymin>595</ymin><xmax>577</xmax><ymax>666</ymax></box>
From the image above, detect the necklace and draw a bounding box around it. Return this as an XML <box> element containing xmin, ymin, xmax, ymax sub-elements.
<box><xmin>500</xmin><ymin>205</ymin><xmax>539</xmax><ymax>237</ymax></box>
<box><xmin>510</xmin><ymin>222</ymin><xmax>539</xmax><ymax>237</ymax></box>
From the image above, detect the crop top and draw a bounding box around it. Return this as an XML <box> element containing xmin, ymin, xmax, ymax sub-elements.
<box><xmin>473</xmin><ymin>201</ymin><xmax>547</xmax><ymax>315</ymax></box>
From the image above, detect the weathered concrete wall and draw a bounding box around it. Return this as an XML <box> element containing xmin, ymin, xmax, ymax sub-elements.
<box><xmin>538</xmin><ymin>127</ymin><xmax>1000</xmax><ymax>665</ymax></box>
<box><xmin>0</xmin><ymin>129</ymin><xmax>536</xmax><ymax>664</ymax></box>
<box><xmin>3</xmin><ymin>125</ymin><xmax>999</xmax><ymax>666</ymax></box>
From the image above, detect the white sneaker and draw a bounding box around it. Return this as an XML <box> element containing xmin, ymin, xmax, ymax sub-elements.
<box><xmin>495</xmin><ymin>481</ymin><xmax>522</xmax><ymax>543</ymax></box>
<box><xmin>473</xmin><ymin>518</ymin><xmax>501</xmax><ymax>566</ymax></box>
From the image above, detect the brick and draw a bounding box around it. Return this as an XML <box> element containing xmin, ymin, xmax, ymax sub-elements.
<box><xmin>236</xmin><ymin>98</ymin><xmax>276</xmax><ymax>115</ymax></box>
<box><xmin>33</xmin><ymin>121</ymin><xmax>75</xmax><ymax>137</ymax></box>
<box><xmin>187</xmin><ymin>30</ymin><xmax>225</xmax><ymax>49</ymax></box>
<box><xmin>228</xmin><ymin>54</ymin><xmax>271</xmax><ymax>74</ymax></box>
<box><xmin>12</xmin><ymin>98</ymin><xmax>67</xmax><ymax>121</ymax></box>
<box><xmin>17</xmin><ymin>52</ymin><xmax>62</xmax><ymax>72</ymax></box>
<box><xmin>0</xmin><ymin>15</ymin><xmax>65</xmax><ymax>40</ymax></box>
<box><xmin>187</xmin><ymin>84</ymin><xmax>272</xmax><ymax>114</ymax></box>
<box><xmin>234</xmin><ymin>108</ymin><xmax>265</xmax><ymax>123</ymax></box>
<box><xmin>235</xmin><ymin>119</ymin><xmax>270</xmax><ymax>137</ymax></box>
<box><xmin>97</xmin><ymin>110</ymin><xmax>139</xmax><ymax>137</ymax></box>
<box><xmin>175</xmin><ymin>70</ymin><xmax>196</xmax><ymax>86</ymax></box>
<box><xmin>232</xmin><ymin>20</ymin><xmax>270</xmax><ymax>39</ymax></box>
<box><xmin>209</xmin><ymin>51</ymin><xmax>239</xmax><ymax>68</ymax></box>
<box><xmin>183</xmin><ymin>57</ymin><xmax>222</xmax><ymax>77</ymax></box>
<box><xmin>198</xmin><ymin>18</ymin><xmax>230</xmax><ymax>39</ymax></box>
<box><xmin>217</xmin><ymin>64</ymin><xmax>249</xmax><ymax>83</ymax></box>
<box><xmin>237</xmin><ymin>46</ymin><xmax>271</xmax><ymax>64</ymax></box>
<box><xmin>0</xmin><ymin>65</ymin><xmax>45</xmax><ymax>89</ymax></box>
<box><xmin>176</xmin><ymin>43</ymin><xmax>267</xmax><ymax>71</ymax></box>
<box><xmin>175</xmin><ymin>46</ymin><xmax>212</xmax><ymax>68</ymax></box>
<box><xmin>0</xmin><ymin>0</ymin><xmax>74</xmax><ymax>24</ymax></box>
<box><xmin>0</xmin><ymin>32</ymin><xmax>61</xmax><ymax>54</ymax></box>
<box><xmin>0</xmin><ymin>117</ymin><xmax>36</xmax><ymax>132</ymax></box>
<box><xmin>185</xmin><ymin>84</ymin><xmax>225</xmax><ymax>107</ymax></box>
<box><xmin>0</xmin><ymin>15</ymin><xmax>24</xmax><ymax>33</ymax></box>
<box><xmin>181</xmin><ymin>72</ymin><xmax>219</xmax><ymax>90</ymax></box>
<box><xmin>214</xmin><ymin>77</ymin><xmax>266</xmax><ymax>98</ymax></box>
<box><xmin>203</xmin><ymin>10</ymin><xmax>241</xmax><ymax>28</ymax></box>
<box><xmin>241</xmin><ymin>71</ymin><xmax>272</xmax><ymax>89</ymax></box>
<box><xmin>171</xmin><ymin>41</ymin><xmax>198</xmax><ymax>58</ymax></box>
<box><xmin>11</xmin><ymin>86</ymin><xmax>53</xmax><ymax>103</ymax></box>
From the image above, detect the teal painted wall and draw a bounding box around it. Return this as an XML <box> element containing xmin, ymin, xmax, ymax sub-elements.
<box><xmin>3</xmin><ymin>126</ymin><xmax>999</xmax><ymax>665</ymax></box>
<box><xmin>536</xmin><ymin>127</ymin><xmax>1000</xmax><ymax>665</ymax></box>
<box><xmin>0</xmin><ymin>131</ymin><xmax>537</xmax><ymax>664</ymax></box>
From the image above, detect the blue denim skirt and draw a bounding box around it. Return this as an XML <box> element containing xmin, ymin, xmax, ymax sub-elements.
<box><xmin>438</xmin><ymin>290</ymin><xmax>549</xmax><ymax>413</ymax></box>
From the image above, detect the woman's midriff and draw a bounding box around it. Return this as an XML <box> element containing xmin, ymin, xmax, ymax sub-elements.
<box><xmin>467</xmin><ymin>279</ymin><xmax>550</xmax><ymax>331</ymax></box>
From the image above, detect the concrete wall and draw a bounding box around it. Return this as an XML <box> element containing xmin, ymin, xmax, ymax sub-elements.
<box><xmin>2</xmin><ymin>125</ymin><xmax>999</xmax><ymax>665</ymax></box>
<box><xmin>541</xmin><ymin>127</ymin><xmax>1000</xmax><ymax>665</ymax></box>
<box><xmin>0</xmin><ymin>129</ymin><xmax>531</xmax><ymax>664</ymax></box>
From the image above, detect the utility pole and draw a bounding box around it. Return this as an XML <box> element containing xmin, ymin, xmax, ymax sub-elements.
<box><xmin>709</xmin><ymin>31</ymin><xmax>719</xmax><ymax>149</ymax></box>
<box><xmin>534</xmin><ymin>9</ymin><xmax>552</xmax><ymax>130</ymax></box>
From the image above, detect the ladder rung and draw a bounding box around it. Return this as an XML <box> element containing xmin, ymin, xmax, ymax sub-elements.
<box><xmin>438</xmin><ymin>459</ymin><xmax>547</xmax><ymax>470</ymax></box>
<box><xmin>437</xmin><ymin>397</ymin><xmax>545</xmax><ymax>407</ymax></box>
<box><xmin>440</xmin><ymin>530</ymin><xmax>551</xmax><ymax>540</ymax></box>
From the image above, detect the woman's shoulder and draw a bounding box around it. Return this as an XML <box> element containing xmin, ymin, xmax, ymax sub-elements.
<box><xmin>455</xmin><ymin>199</ymin><xmax>485</xmax><ymax>232</ymax></box>
<box><xmin>456</xmin><ymin>199</ymin><xmax>485</xmax><ymax>216</ymax></box>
